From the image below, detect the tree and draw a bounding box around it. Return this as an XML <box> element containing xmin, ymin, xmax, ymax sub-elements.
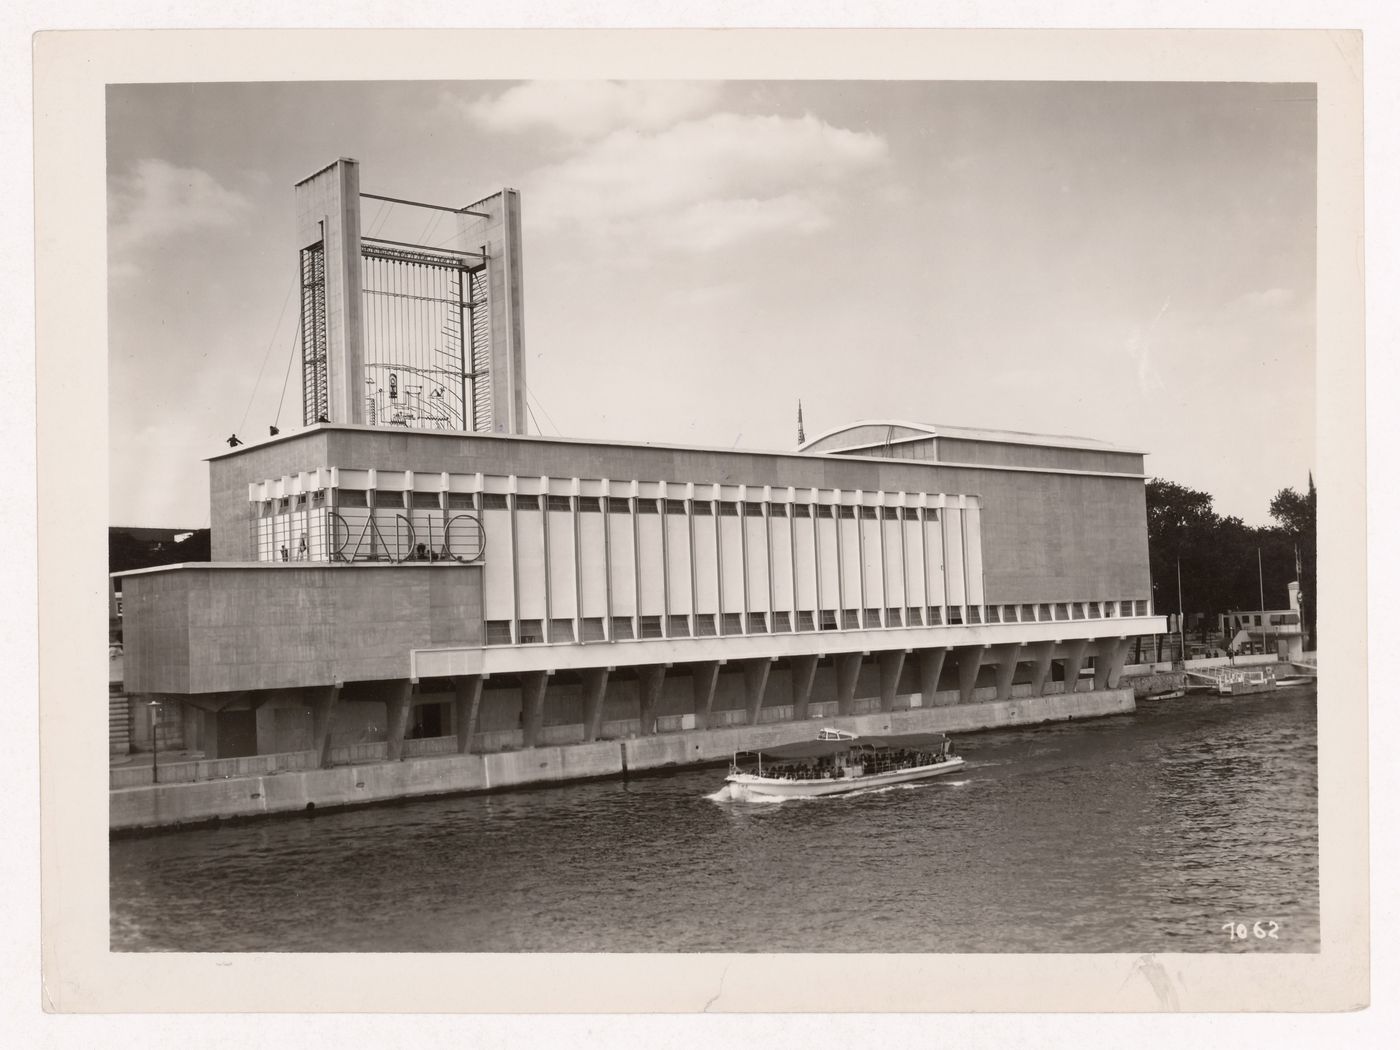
<box><xmin>1145</xmin><ymin>478</ymin><xmax>1312</xmax><ymax>644</ymax></box>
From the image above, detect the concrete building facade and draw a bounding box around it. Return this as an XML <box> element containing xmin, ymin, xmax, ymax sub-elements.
<box><xmin>112</xmin><ymin>159</ymin><xmax>1167</xmax><ymax>818</ymax></box>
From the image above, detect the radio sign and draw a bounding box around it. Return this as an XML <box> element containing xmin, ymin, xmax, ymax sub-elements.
<box><xmin>328</xmin><ymin>510</ymin><xmax>485</xmax><ymax>564</ymax></box>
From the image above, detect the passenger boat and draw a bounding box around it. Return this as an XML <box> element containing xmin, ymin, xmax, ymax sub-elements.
<box><xmin>723</xmin><ymin>728</ymin><xmax>965</xmax><ymax>799</ymax></box>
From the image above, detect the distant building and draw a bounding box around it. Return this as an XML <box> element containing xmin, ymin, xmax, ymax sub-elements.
<box><xmin>1220</xmin><ymin>581</ymin><xmax>1307</xmax><ymax>661</ymax></box>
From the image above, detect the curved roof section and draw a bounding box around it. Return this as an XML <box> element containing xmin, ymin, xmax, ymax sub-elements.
<box><xmin>798</xmin><ymin>419</ymin><xmax>1144</xmax><ymax>456</ymax></box>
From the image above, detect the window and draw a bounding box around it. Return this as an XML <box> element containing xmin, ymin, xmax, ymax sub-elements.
<box><xmin>1039</xmin><ymin>603</ymin><xmax>1053</xmax><ymax>621</ymax></box>
<box><xmin>481</xmin><ymin>493</ymin><xmax>510</xmax><ymax>510</ymax></box>
<box><xmin>797</xmin><ymin>611</ymin><xmax>816</xmax><ymax>632</ymax></box>
<box><xmin>947</xmin><ymin>607</ymin><xmax>964</xmax><ymax>625</ymax></box>
<box><xmin>718</xmin><ymin>502</ymin><xmax>740</xmax><ymax>517</ymax></box>
<box><xmin>1054</xmin><ymin>603</ymin><xmax>1069</xmax><ymax>621</ymax></box>
<box><xmin>295</xmin><ymin>493</ymin><xmax>308</xmax><ymax>508</ymax></box>
<box><xmin>746</xmin><ymin>612</ymin><xmax>768</xmax><ymax>633</ymax></box>
<box><xmin>819</xmin><ymin>610</ymin><xmax>839</xmax><ymax>631</ymax></box>
<box><xmin>412</xmin><ymin>492</ymin><xmax>440</xmax><ymax>509</ymax></box>
<box><xmin>863</xmin><ymin>608</ymin><xmax>882</xmax><ymax>628</ymax></box>
<box><xmin>547</xmin><ymin>495</ymin><xmax>572</xmax><ymax>512</ymax></box>
<box><xmin>815</xmin><ymin>505</ymin><xmax>834</xmax><ymax>519</ymax></box>
<box><xmin>1136</xmin><ymin>600</ymin><xmax>1148</xmax><ymax>616</ymax></box>
<box><xmin>1021</xmin><ymin>604</ymin><xmax>1036</xmax><ymax>622</ymax></box>
<box><xmin>720</xmin><ymin>613</ymin><xmax>744</xmax><ymax>636</ymax></box>
<box><xmin>447</xmin><ymin>493</ymin><xmax>475</xmax><ymax>509</ymax></box>
<box><xmin>1001</xmin><ymin>605</ymin><xmax>1016</xmax><ymax>623</ymax></box>
<box><xmin>886</xmin><ymin>608</ymin><xmax>904</xmax><ymax>628</ymax></box>
<box><xmin>987</xmin><ymin>606</ymin><xmax>1001</xmax><ymax>623</ymax></box>
<box><xmin>311</xmin><ymin>489</ymin><xmax>326</xmax><ymax>506</ymax></box>
<box><xmin>636</xmin><ymin>499</ymin><xmax>660</xmax><ymax>515</ymax></box>
<box><xmin>607</xmin><ymin>497</ymin><xmax>631</xmax><ymax>514</ymax></box>
<box><xmin>967</xmin><ymin>606</ymin><xmax>982</xmax><ymax>624</ymax></box>
<box><xmin>578</xmin><ymin>497</ymin><xmax>603</xmax><ymax>512</ymax></box>
<box><xmin>927</xmin><ymin>607</ymin><xmax>943</xmax><ymax>626</ymax></box>
<box><xmin>772</xmin><ymin>611</ymin><xmax>792</xmax><ymax>632</ymax></box>
<box><xmin>611</xmin><ymin>616</ymin><xmax>635</xmax><ymax>640</ymax></box>
<box><xmin>859</xmin><ymin>506</ymin><xmax>878</xmax><ymax>520</ymax></box>
<box><xmin>485</xmin><ymin>620</ymin><xmax>513</xmax><ymax>646</ymax></box>
<box><xmin>1087</xmin><ymin>602</ymin><xmax>1101</xmax><ymax>619</ymax></box>
<box><xmin>373</xmin><ymin>492</ymin><xmax>404</xmax><ymax>510</ymax></box>
<box><xmin>639</xmin><ymin>615</ymin><xmax>664</xmax><ymax>638</ymax></box>
<box><xmin>792</xmin><ymin>504</ymin><xmax>812</xmax><ymax>519</ymax></box>
<box><xmin>664</xmin><ymin>499</ymin><xmax>687</xmax><ymax>515</ymax></box>
<box><xmin>837</xmin><ymin>506</ymin><xmax>856</xmax><ymax>519</ymax></box>
<box><xmin>579</xmin><ymin>617</ymin><xmax>606</xmax><ymax>641</ymax></box>
<box><xmin>666</xmin><ymin>615</ymin><xmax>691</xmax><ymax>637</ymax></box>
<box><xmin>549</xmin><ymin>619</ymin><xmax>575</xmax><ymax>643</ymax></box>
<box><xmin>695</xmin><ymin>614</ymin><xmax>718</xmax><ymax>637</ymax></box>
<box><xmin>769</xmin><ymin>504</ymin><xmax>788</xmax><ymax>518</ymax></box>
<box><xmin>1101</xmin><ymin>600</ymin><xmax>1116</xmax><ymax>617</ymax></box>
<box><xmin>842</xmin><ymin>611</ymin><xmax>860</xmax><ymax>630</ymax></box>
<box><xmin>692</xmin><ymin>501</ymin><xmax>713</xmax><ymax>516</ymax></box>
<box><xmin>518</xmin><ymin>619</ymin><xmax>544</xmax><ymax>643</ymax></box>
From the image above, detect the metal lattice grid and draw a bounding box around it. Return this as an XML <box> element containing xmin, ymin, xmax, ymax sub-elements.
<box><xmin>299</xmin><ymin>242</ymin><xmax>328</xmax><ymax>426</ymax></box>
<box><xmin>361</xmin><ymin>243</ymin><xmax>485</xmax><ymax>432</ymax></box>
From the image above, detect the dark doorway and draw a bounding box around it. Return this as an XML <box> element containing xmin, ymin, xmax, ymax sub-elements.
<box><xmin>409</xmin><ymin>702</ymin><xmax>446</xmax><ymax>739</ymax></box>
<box><xmin>216</xmin><ymin>709</ymin><xmax>258</xmax><ymax>758</ymax></box>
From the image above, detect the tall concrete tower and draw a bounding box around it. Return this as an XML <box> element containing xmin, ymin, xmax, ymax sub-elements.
<box><xmin>294</xmin><ymin>158</ymin><xmax>527</xmax><ymax>434</ymax></box>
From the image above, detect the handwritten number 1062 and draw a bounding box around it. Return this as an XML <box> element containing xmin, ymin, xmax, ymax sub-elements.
<box><xmin>1223</xmin><ymin>920</ymin><xmax>1279</xmax><ymax>941</ymax></box>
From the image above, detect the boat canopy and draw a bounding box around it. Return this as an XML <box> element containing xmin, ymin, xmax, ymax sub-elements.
<box><xmin>743</xmin><ymin>732</ymin><xmax>950</xmax><ymax>761</ymax></box>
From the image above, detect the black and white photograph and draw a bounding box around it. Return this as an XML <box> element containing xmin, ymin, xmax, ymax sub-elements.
<box><xmin>30</xmin><ymin>25</ymin><xmax>1374</xmax><ymax>1019</ymax></box>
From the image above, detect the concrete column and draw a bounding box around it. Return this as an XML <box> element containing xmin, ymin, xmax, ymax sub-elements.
<box><xmin>581</xmin><ymin>667</ymin><xmax>611</xmax><ymax>741</ymax></box>
<box><xmin>834</xmin><ymin>652</ymin><xmax>864</xmax><ymax>716</ymax></box>
<box><xmin>691</xmin><ymin>661</ymin><xmax>721</xmax><ymax>731</ymax></box>
<box><xmin>743</xmin><ymin>658</ymin><xmax>774</xmax><ymax>726</ymax></box>
<box><xmin>919</xmin><ymin>648</ymin><xmax>949</xmax><ymax>706</ymax></box>
<box><xmin>637</xmin><ymin>664</ymin><xmax>666</xmax><ymax>736</ymax></box>
<box><xmin>1029</xmin><ymin>640</ymin><xmax>1056</xmax><ymax>697</ymax></box>
<box><xmin>452</xmin><ymin>675</ymin><xmax>483</xmax><ymax>755</ymax></box>
<box><xmin>878</xmin><ymin>650</ymin><xmax>908</xmax><ymax>712</ymax></box>
<box><xmin>789</xmin><ymin>654</ymin><xmax>819</xmax><ymax>722</ymax></box>
<box><xmin>311</xmin><ymin>683</ymin><xmax>341</xmax><ymax>768</ymax></box>
<box><xmin>992</xmin><ymin>642</ymin><xmax>1021</xmax><ymax>701</ymax></box>
<box><xmin>1061</xmin><ymin>639</ymin><xmax>1089</xmax><ymax>695</ymax></box>
<box><xmin>384</xmin><ymin>679</ymin><xmax>414</xmax><ymax>761</ymax></box>
<box><xmin>520</xmin><ymin>670</ymin><xmax>549</xmax><ymax>748</ymax></box>
<box><xmin>957</xmin><ymin>646</ymin><xmax>986</xmax><ymax>705</ymax></box>
<box><xmin>1096</xmin><ymin>638</ymin><xmax>1131</xmax><ymax>689</ymax></box>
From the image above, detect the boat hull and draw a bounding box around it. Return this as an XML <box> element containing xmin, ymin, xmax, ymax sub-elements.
<box><xmin>725</xmin><ymin>756</ymin><xmax>966</xmax><ymax>799</ymax></box>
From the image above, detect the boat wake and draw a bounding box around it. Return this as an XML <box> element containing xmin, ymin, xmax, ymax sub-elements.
<box><xmin>706</xmin><ymin>785</ymin><xmax>806</xmax><ymax>805</ymax></box>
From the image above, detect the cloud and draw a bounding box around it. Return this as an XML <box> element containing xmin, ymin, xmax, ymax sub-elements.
<box><xmin>109</xmin><ymin>159</ymin><xmax>253</xmax><ymax>270</ymax></box>
<box><xmin>524</xmin><ymin>112</ymin><xmax>888</xmax><ymax>254</ymax></box>
<box><xmin>465</xmin><ymin>80</ymin><xmax>723</xmax><ymax>140</ymax></box>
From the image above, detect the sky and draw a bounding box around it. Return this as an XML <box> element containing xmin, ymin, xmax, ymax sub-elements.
<box><xmin>106</xmin><ymin>79</ymin><xmax>1316</xmax><ymax>528</ymax></box>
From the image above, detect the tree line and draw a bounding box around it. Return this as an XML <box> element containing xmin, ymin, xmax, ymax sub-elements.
<box><xmin>1146</xmin><ymin>475</ymin><xmax>1315</xmax><ymax>647</ymax></box>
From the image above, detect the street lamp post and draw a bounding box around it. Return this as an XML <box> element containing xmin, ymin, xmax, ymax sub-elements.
<box><xmin>148</xmin><ymin>699</ymin><xmax>160</xmax><ymax>784</ymax></box>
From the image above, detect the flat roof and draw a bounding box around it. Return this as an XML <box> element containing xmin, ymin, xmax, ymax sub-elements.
<box><xmin>209</xmin><ymin>420</ymin><xmax>1147</xmax><ymax>465</ymax></box>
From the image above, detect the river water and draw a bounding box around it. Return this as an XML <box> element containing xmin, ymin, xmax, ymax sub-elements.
<box><xmin>110</xmin><ymin>686</ymin><xmax>1318</xmax><ymax>953</ymax></box>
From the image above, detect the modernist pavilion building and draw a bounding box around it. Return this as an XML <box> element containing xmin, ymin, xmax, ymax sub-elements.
<box><xmin>117</xmin><ymin>160</ymin><xmax>1166</xmax><ymax>784</ymax></box>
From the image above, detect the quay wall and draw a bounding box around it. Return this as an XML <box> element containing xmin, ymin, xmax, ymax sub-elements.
<box><xmin>1121</xmin><ymin>671</ymin><xmax>1187</xmax><ymax>699</ymax></box>
<box><xmin>111</xmin><ymin>687</ymin><xmax>1135</xmax><ymax>832</ymax></box>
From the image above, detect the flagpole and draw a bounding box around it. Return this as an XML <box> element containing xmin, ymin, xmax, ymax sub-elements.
<box><xmin>1176</xmin><ymin>559</ymin><xmax>1185</xmax><ymax>666</ymax></box>
<box><xmin>1258</xmin><ymin>547</ymin><xmax>1269</xmax><ymax>657</ymax></box>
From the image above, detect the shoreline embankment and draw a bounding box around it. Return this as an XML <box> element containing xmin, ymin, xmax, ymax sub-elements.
<box><xmin>111</xmin><ymin>686</ymin><xmax>1134</xmax><ymax>834</ymax></box>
